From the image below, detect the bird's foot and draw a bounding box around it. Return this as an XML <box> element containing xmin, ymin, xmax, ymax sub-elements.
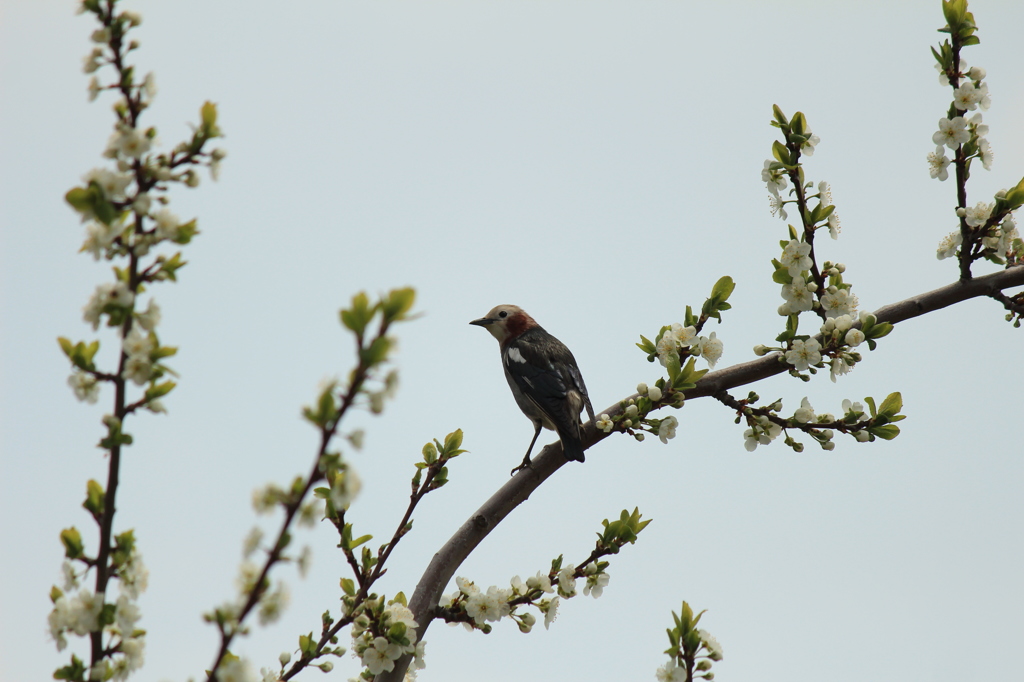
<box><xmin>510</xmin><ymin>456</ymin><xmax>533</xmax><ymax>477</ymax></box>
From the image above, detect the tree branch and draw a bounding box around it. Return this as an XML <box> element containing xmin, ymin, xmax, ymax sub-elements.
<box><xmin>376</xmin><ymin>264</ymin><xmax>1024</xmax><ymax>682</ymax></box>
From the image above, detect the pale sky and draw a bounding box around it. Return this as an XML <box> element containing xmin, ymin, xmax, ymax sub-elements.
<box><xmin>2</xmin><ymin>1</ymin><xmax>1023</xmax><ymax>681</ymax></box>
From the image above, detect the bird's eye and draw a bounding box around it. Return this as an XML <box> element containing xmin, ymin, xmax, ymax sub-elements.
<box><xmin>499</xmin><ymin>310</ymin><xmax>508</xmax><ymax>318</ymax></box>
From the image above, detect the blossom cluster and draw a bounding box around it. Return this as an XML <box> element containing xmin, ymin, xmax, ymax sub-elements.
<box><xmin>350</xmin><ymin>599</ymin><xmax>426</xmax><ymax>678</ymax></box>
<box><xmin>595</xmin><ymin>384</ymin><xmax>678</xmax><ymax>444</ymax></box>
<box><xmin>656</xmin><ymin>630</ymin><xmax>723</xmax><ymax>682</ymax></box>
<box><xmin>928</xmin><ymin>37</ymin><xmax>1024</xmax><ymax>271</ymax></box>
<box><xmin>438</xmin><ymin>560</ymin><xmax>609</xmax><ymax>640</ymax></box>
<box><xmin>657</xmin><ymin>601</ymin><xmax>723</xmax><ymax>682</ymax></box>
<box><xmin>48</xmin><ymin>548</ymin><xmax>148</xmax><ymax>681</ymax></box>
<box><xmin>731</xmin><ymin>388</ymin><xmax>900</xmax><ymax>453</ymax></box>
<box><xmin>655</xmin><ymin>323</ymin><xmax>723</xmax><ymax>370</ymax></box>
<box><xmin>928</xmin><ymin>58</ymin><xmax>992</xmax><ymax>182</ymax></box>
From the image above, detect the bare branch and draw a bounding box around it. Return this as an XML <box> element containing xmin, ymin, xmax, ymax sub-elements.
<box><xmin>377</xmin><ymin>264</ymin><xmax>1024</xmax><ymax>682</ymax></box>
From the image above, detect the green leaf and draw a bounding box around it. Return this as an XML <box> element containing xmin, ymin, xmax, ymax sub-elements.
<box><xmin>340</xmin><ymin>291</ymin><xmax>381</xmax><ymax>338</ymax></box>
<box><xmin>772</xmin><ymin>104</ymin><xmax>789</xmax><ymax>127</ymax></box>
<box><xmin>381</xmin><ymin>287</ymin><xmax>416</xmax><ymax>322</ymax></box>
<box><xmin>83</xmin><ymin>479</ymin><xmax>105</xmax><ymax>516</ymax></box>
<box><xmin>299</xmin><ymin>632</ymin><xmax>316</xmax><ymax>655</ymax></box>
<box><xmin>877</xmin><ymin>392</ymin><xmax>903</xmax><ymax>418</ymax></box>
<box><xmin>61</xmin><ymin>527</ymin><xmax>84</xmax><ymax>559</ymax></box>
<box><xmin>340</xmin><ymin>578</ymin><xmax>356</xmax><ymax>596</ymax></box>
<box><xmin>864</xmin><ymin>396</ymin><xmax>878</xmax><ymax>418</ymax></box>
<box><xmin>866</xmin><ymin>321</ymin><xmax>893</xmax><ymax>340</ymax></box>
<box><xmin>443</xmin><ymin>428</ymin><xmax>464</xmax><ymax>454</ymax></box>
<box><xmin>1003</xmin><ymin>176</ymin><xmax>1024</xmax><ymax>210</ymax></box>
<box><xmin>772</xmin><ymin>259</ymin><xmax>793</xmax><ymax>285</ymax></box>
<box><xmin>172</xmin><ymin>219</ymin><xmax>199</xmax><ymax>245</ymax></box>
<box><xmin>350</xmin><ymin>534</ymin><xmax>373</xmax><ymax>550</ymax></box>
<box><xmin>636</xmin><ymin>334</ymin><xmax>656</xmax><ymax>354</ymax></box>
<box><xmin>772</xmin><ymin>140</ymin><xmax>792</xmax><ymax>166</ymax></box>
<box><xmin>869</xmin><ymin>424</ymin><xmax>901</xmax><ymax>440</ymax></box>
<box><xmin>942</xmin><ymin>0</ymin><xmax>966</xmax><ymax>28</ymax></box>
<box><xmin>710</xmin><ymin>276</ymin><xmax>735</xmax><ymax>303</ymax></box>
<box><xmin>200</xmin><ymin>101</ymin><xmax>221</xmax><ymax>138</ymax></box>
<box><xmin>665</xmin><ymin>351</ymin><xmax>681</xmax><ymax>386</ymax></box>
<box><xmin>54</xmin><ymin>655</ymin><xmax>87</xmax><ymax>681</ymax></box>
<box><xmin>145</xmin><ymin>381</ymin><xmax>176</xmax><ymax>401</ymax></box>
<box><xmin>790</xmin><ymin>111</ymin><xmax>806</xmax><ymax>136</ymax></box>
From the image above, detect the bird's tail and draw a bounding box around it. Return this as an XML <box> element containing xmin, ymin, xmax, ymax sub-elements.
<box><xmin>558</xmin><ymin>427</ymin><xmax>586</xmax><ymax>463</ymax></box>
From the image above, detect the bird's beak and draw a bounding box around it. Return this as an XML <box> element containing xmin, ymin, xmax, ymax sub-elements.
<box><xmin>469</xmin><ymin>317</ymin><xmax>494</xmax><ymax>327</ymax></box>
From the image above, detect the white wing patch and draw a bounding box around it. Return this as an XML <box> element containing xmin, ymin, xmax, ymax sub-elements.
<box><xmin>507</xmin><ymin>346</ymin><xmax>527</xmax><ymax>364</ymax></box>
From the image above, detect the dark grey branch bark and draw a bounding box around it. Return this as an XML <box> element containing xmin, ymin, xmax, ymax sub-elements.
<box><xmin>377</xmin><ymin>265</ymin><xmax>1024</xmax><ymax>682</ymax></box>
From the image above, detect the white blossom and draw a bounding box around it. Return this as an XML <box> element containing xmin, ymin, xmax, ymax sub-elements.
<box><xmin>119</xmin><ymin>551</ymin><xmax>148</xmax><ymax>600</ymax></box>
<box><xmin>106</xmin><ymin>125</ymin><xmax>152</xmax><ymax>159</ymax></box>
<box><xmin>936</xmin><ymin>230</ymin><xmax>962</xmax><ymax>260</ymax></box>
<box><xmin>658</xmin><ymin>415</ymin><xmax>679</xmax><ymax>444</ymax></box>
<box><xmin>927</xmin><ymin>146</ymin><xmax>951</xmax><ymax>181</ymax></box>
<box><xmin>827</xmin><ymin>211</ymin><xmax>841</xmax><ymax>240</ymax></box>
<box><xmin>217</xmin><ymin>657</ymin><xmax>259</xmax><ymax>682</ymax></box>
<box><xmin>153</xmin><ymin>208</ymin><xmax>182</xmax><ymax>241</ymax></box>
<box><xmin>122</xmin><ymin>326</ymin><xmax>154</xmax><ymax>359</ymax></box>
<box><xmin>527</xmin><ymin>571</ymin><xmax>554</xmax><ymax>594</ymax></box>
<box><xmin>768</xmin><ymin>193</ymin><xmax>788</xmax><ymax>220</ymax></box>
<box><xmin>257</xmin><ymin>583</ymin><xmax>290</xmax><ymax>625</ymax></box>
<box><xmin>123</xmin><ymin>355</ymin><xmax>153</xmax><ymax>385</ymax></box>
<box><xmin>964</xmin><ymin>201</ymin><xmax>994</xmax><ymax>228</ymax></box>
<box><xmin>135</xmin><ymin>299</ymin><xmax>161</xmax><ymax>331</ymax></box>
<box><xmin>596</xmin><ymin>414</ymin><xmax>614</xmax><ymax>433</ymax></box>
<box><xmin>557</xmin><ymin>565</ymin><xmax>577</xmax><ymax>597</ymax></box>
<box><xmin>330</xmin><ymin>468</ymin><xmax>362</xmax><ymax>510</ymax></box>
<box><xmin>793</xmin><ymin>397</ymin><xmax>815</xmax><ymax>424</ymax></box>
<box><xmin>115</xmin><ymin>594</ymin><xmax>141</xmax><ymax>634</ymax></box>
<box><xmin>818</xmin><ymin>181</ymin><xmax>832</xmax><ymax>206</ymax></box>
<box><xmin>780</xmin><ymin>277</ymin><xmax>814</xmax><ymax>315</ymax></box>
<box><xmin>978</xmin><ymin>139</ymin><xmax>993</xmax><ymax>170</ymax></box>
<box><xmin>800</xmin><ymin>131</ymin><xmax>820</xmax><ymax>156</ymax></box>
<box><xmin>780</xmin><ymin>240</ymin><xmax>813</xmax><ymax>277</ymax></box>
<box><xmin>384</xmin><ymin>602</ymin><xmax>419</xmax><ymax>630</ymax></box>
<box><xmin>582</xmin><ymin>565</ymin><xmax>609</xmax><ymax>598</ymax></box>
<box><xmin>465</xmin><ymin>586</ymin><xmax>509</xmax><ymax>624</ymax></box>
<box><xmin>656</xmin><ymin>659</ymin><xmax>688</xmax><ymax>682</ymax></box>
<box><xmin>821</xmin><ymin>287</ymin><xmax>858</xmax><ymax>319</ymax></box>
<box><xmin>541</xmin><ymin>596</ymin><xmax>559</xmax><ymax>630</ymax></box>
<box><xmin>953</xmin><ymin>80</ymin><xmax>982</xmax><ymax>111</ymax></box>
<box><xmin>761</xmin><ymin>160</ymin><xmax>788</xmax><ymax>197</ymax></box>
<box><xmin>830</xmin><ymin>356</ymin><xmax>852</xmax><ymax>382</ymax></box>
<box><xmin>142</xmin><ymin>72</ymin><xmax>157</xmax><ymax>99</ymax></box>
<box><xmin>83</xmin><ymin>167</ymin><xmax>132</xmax><ymax>200</ymax></box>
<box><xmin>785</xmin><ymin>338</ymin><xmax>822</xmax><ymax>371</ymax></box>
<box><xmin>932</xmin><ymin>116</ymin><xmax>970</xmax><ymax>149</ymax></box>
<box><xmin>692</xmin><ymin>332</ymin><xmax>723</xmax><ymax>368</ymax></box>
<box><xmin>698</xmin><ymin>628</ymin><xmax>724</xmax><ymax>660</ymax></box>
<box><xmin>68</xmin><ymin>371</ymin><xmax>101</xmax><ymax>403</ymax></box>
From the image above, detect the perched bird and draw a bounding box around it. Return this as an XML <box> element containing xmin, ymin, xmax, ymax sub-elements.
<box><xmin>470</xmin><ymin>305</ymin><xmax>596</xmax><ymax>475</ymax></box>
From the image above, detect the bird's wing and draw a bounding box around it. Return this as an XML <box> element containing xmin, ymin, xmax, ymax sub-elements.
<box><xmin>504</xmin><ymin>331</ymin><xmax>583</xmax><ymax>431</ymax></box>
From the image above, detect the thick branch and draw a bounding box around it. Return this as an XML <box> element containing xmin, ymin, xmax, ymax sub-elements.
<box><xmin>376</xmin><ymin>264</ymin><xmax>1024</xmax><ymax>682</ymax></box>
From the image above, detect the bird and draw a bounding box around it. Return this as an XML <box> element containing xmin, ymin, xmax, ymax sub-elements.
<box><xmin>470</xmin><ymin>305</ymin><xmax>596</xmax><ymax>475</ymax></box>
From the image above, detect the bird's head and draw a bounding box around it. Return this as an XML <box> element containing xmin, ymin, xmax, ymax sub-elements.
<box><xmin>470</xmin><ymin>304</ymin><xmax>538</xmax><ymax>344</ymax></box>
